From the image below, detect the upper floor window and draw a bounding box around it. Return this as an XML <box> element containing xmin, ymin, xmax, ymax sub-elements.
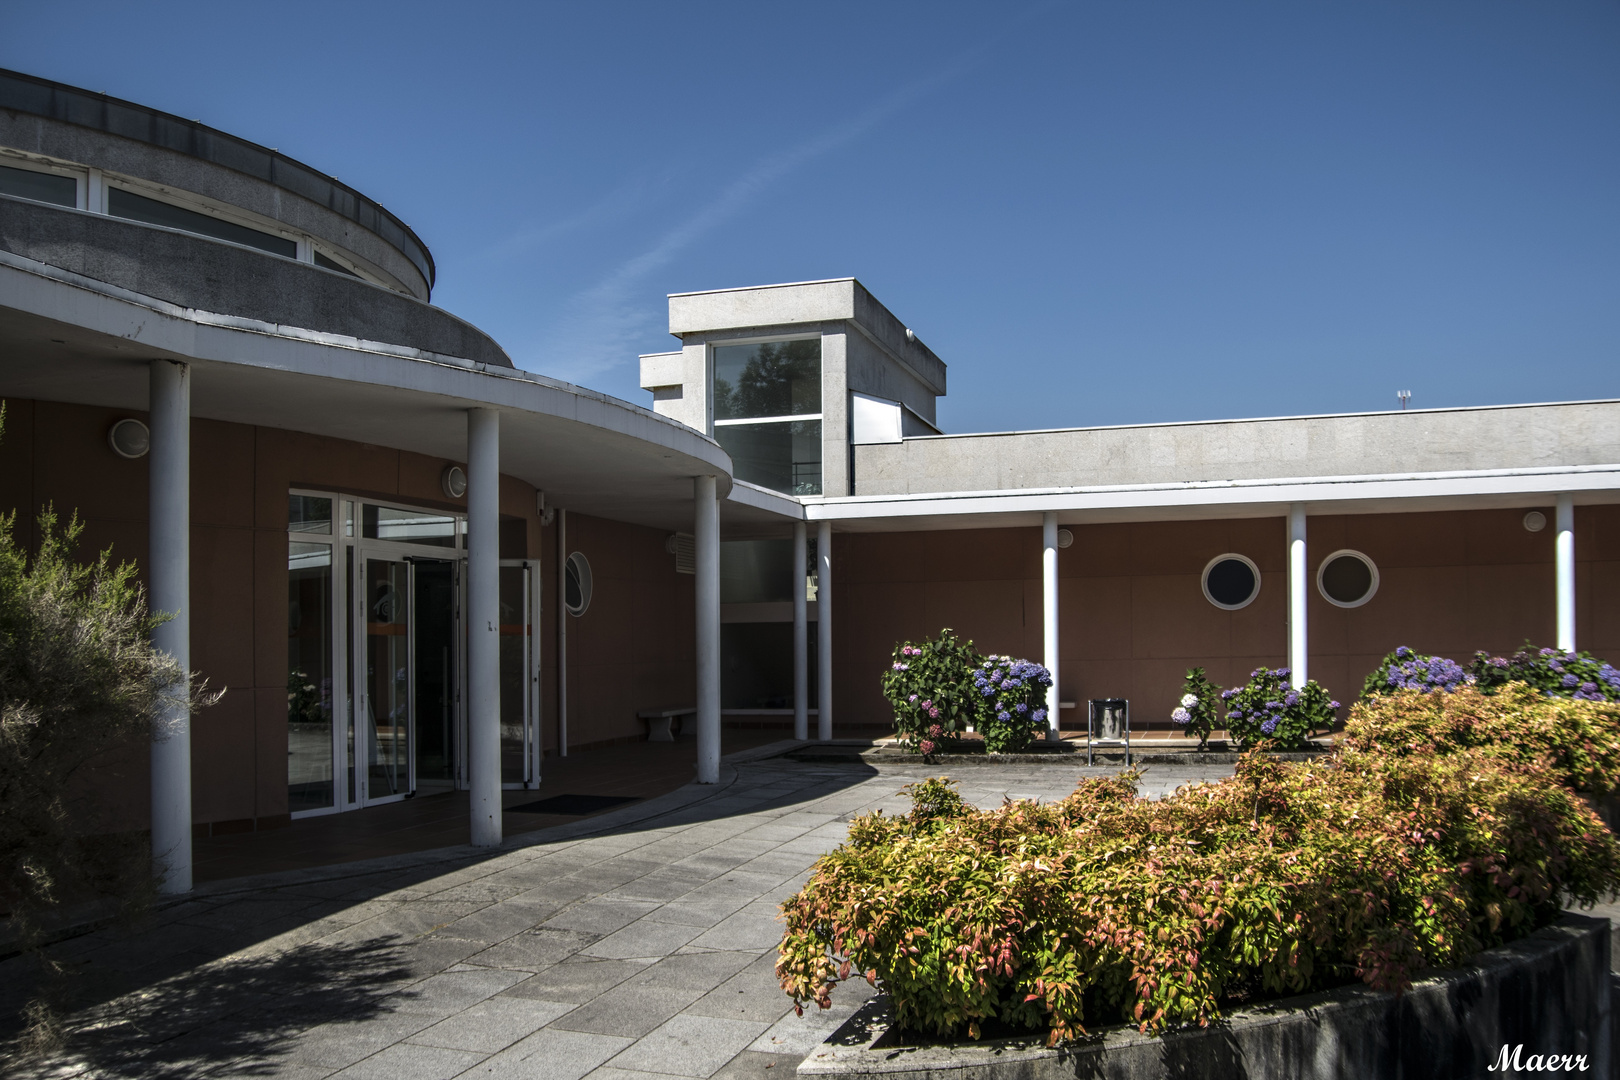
<box><xmin>0</xmin><ymin>162</ymin><xmax>76</xmax><ymax>207</ymax></box>
<box><xmin>713</xmin><ymin>339</ymin><xmax>821</xmax><ymax>420</ymax></box>
<box><xmin>109</xmin><ymin>186</ymin><xmax>298</xmax><ymax>258</ymax></box>
<box><xmin>712</xmin><ymin>337</ymin><xmax>823</xmax><ymax>497</ymax></box>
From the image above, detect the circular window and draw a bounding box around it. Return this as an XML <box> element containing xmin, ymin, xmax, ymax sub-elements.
<box><xmin>108</xmin><ymin>418</ymin><xmax>150</xmax><ymax>459</ymax></box>
<box><xmin>1202</xmin><ymin>554</ymin><xmax>1261</xmax><ymax>610</ymax></box>
<box><xmin>565</xmin><ymin>552</ymin><xmax>592</xmax><ymax>617</ymax></box>
<box><xmin>441</xmin><ymin>465</ymin><xmax>467</xmax><ymax>500</ymax></box>
<box><xmin>1317</xmin><ymin>549</ymin><xmax>1379</xmax><ymax>608</ymax></box>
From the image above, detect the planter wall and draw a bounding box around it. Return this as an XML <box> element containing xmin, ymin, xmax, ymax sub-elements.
<box><xmin>799</xmin><ymin>914</ymin><xmax>1610</xmax><ymax>1079</ymax></box>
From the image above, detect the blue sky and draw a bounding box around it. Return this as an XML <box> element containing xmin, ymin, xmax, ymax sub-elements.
<box><xmin>7</xmin><ymin>1</ymin><xmax>1618</xmax><ymax>433</ymax></box>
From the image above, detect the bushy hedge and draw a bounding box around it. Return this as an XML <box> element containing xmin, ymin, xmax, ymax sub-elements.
<box><xmin>777</xmin><ymin>749</ymin><xmax>1620</xmax><ymax>1042</ymax></box>
<box><xmin>1342</xmin><ymin>684</ymin><xmax>1620</xmax><ymax>793</ymax></box>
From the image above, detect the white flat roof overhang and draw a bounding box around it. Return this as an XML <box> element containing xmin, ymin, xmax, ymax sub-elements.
<box><xmin>803</xmin><ymin>465</ymin><xmax>1620</xmax><ymax>532</ymax></box>
<box><xmin>0</xmin><ymin>252</ymin><xmax>736</xmax><ymax>532</ymax></box>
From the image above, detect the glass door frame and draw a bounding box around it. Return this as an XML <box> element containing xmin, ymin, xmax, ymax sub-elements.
<box><xmin>287</xmin><ymin>493</ymin><xmax>349</xmax><ymax>821</ymax></box>
<box><xmin>500</xmin><ymin>559</ymin><xmax>543</xmax><ymax>790</ymax></box>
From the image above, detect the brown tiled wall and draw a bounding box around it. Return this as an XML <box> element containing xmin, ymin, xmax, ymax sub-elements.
<box><xmin>834</xmin><ymin>507</ymin><xmax>1620</xmax><ymax>733</ymax></box>
<box><xmin>0</xmin><ymin>397</ymin><xmax>696</xmax><ymax>830</ymax></box>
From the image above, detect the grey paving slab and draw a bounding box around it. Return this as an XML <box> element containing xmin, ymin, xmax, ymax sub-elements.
<box><xmin>548</xmin><ymin>980</ymin><xmax>707</xmax><ymax>1038</ymax></box>
<box><xmin>500</xmin><ymin>958</ymin><xmax>650</xmax><ymax>1003</ymax></box>
<box><xmin>388</xmin><ymin>968</ymin><xmax>531</xmax><ymax>1015</ymax></box>
<box><xmin>603</xmin><ymin>1014</ymin><xmax>770</xmax><ymax>1078</ymax></box>
<box><xmin>408</xmin><ymin>997</ymin><xmax>576</xmax><ymax>1053</ymax></box>
<box><xmin>583</xmin><ymin>918</ymin><xmax>707</xmax><ymax>960</ymax></box>
<box><xmin>542</xmin><ymin>900</ymin><xmax>660</xmax><ymax>936</ymax></box>
<box><xmin>462</xmin><ymin>926</ymin><xmax>598</xmax><ymax>971</ymax></box>
<box><xmin>330</xmin><ymin>1042</ymin><xmax>487</xmax><ymax>1080</ymax></box>
<box><xmin>463</xmin><ymin>1027</ymin><xmax>634</xmax><ymax>1080</ymax></box>
<box><xmin>686</xmin><ymin>905</ymin><xmax>785</xmax><ymax>953</ymax></box>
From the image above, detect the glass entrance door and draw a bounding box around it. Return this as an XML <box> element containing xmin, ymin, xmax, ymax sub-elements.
<box><xmin>413</xmin><ymin>559</ymin><xmax>459</xmax><ymax>796</ymax></box>
<box><xmin>362</xmin><ymin>558</ymin><xmax>412</xmax><ymax>803</ymax></box>
<box><xmin>499</xmin><ymin>561</ymin><xmax>540</xmax><ymax>787</ymax></box>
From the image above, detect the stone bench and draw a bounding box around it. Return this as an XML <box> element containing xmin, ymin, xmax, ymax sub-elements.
<box><xmin>637</xmin><ymin>706</ymin><xmax>694</xmax><ymax>742</ymax></box>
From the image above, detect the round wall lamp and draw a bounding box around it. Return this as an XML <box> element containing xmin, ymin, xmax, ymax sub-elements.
<box><xmin>1523</xmin><ymin>510</ymin><xmax>1547</xmax><ymax>533</ymax></box>
<box><xmin>1056</xmin><ymin>528</ymin><xmax>1074</xmax><ymax>549</ymax></box>
<box><xmin>108</xmin><ymin>418</ymin><xmax>150</xmax><ymax>459</ymax></box>
<box><xmin>441</xmin><ymin>465</ymin><xmax>468</xmax><ymax>500</ymax></box>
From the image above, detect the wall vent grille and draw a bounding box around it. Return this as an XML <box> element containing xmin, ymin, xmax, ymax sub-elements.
<box><xmin>666</xmin><ymin>532</ymin><xmax>695</xmax><ymax>574</ymax></box>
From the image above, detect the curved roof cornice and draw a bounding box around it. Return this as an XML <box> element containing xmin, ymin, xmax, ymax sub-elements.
<box><xmin>0</xmin><ymin>67</ymin><xmax>436</xmax><ymax>291</ymax></box>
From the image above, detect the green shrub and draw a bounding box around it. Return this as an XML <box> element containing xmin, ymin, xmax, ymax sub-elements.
<box><xmin>1170</xmin><ymin>667</ymin><xmax>1220</xmax><ymax>749</ymax></box>
<box><xmin>1342</xmin><ymin>683</ymin><xmax>1620</xmax><ymax>793</ymax></box>
<box><xmin>969</xmin><ymin>655</ymin><xmax>1052</xmax><ymax>753</ymax></box>
<box><xmin>1218</xmin><ymin>667</ymin><xmax>1338</xmax><ymax>749</ymax></box>
<box><xmin>1</xmin><ymin>500</ymin><xmax>216</xmax><ymax>1049</ymax></box>
<box><xmin>1471</xmin><ymin>646</ymin><xmax>1620</xmax><ymax>702</ymax></box>
<box><xmin>881</xmin><ymin>630</ymin><xmax>982</xmax><ymax>752</ymax></box>
<box><xmin>777</xmin><ymin>751</ymin><xmax>1620</xmax><ymax>1043</ymax></box>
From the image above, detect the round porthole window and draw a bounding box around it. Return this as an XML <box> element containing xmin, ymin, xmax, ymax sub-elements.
<box><xmin>441</xmin><ymin>465</ymin><xmax>467</xmax><ymax>500</ymax></box>
<box><xmin>1202</xmin><ymin>554</ymin><xmax>1261</xmax><ymax>610</ymax></box>
<box><xmin>1317</xmin><ymin>549</ymin><xmax>1379</xmax><ymax>608</ymax></box>
<box><xmin>565</xmin><ymin>552</ymin><xmax>592</xmax><ymax>617</ymax></box>
<box><xmin>108</xmin><ymin>418</ymin><xmax>150</xmax><ymax>459</ymax></box>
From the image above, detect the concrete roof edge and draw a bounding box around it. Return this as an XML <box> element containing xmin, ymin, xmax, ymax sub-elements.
<box><xmin>913</xmin><ymin>398</ymin><xmax>1620</xmax><ymax>440</ymax></box>
<box><xmin>0</xmin><ymin>248</ymin><xmax>733</xmax><ymax>478</ymax></box>
<box><xmin>726</xmin><ymin>479</ymin><xmax>806</xmax><ymax>519</ymax></box>
<box><xmin>666</xmin><ymin>277</ymin><xmax>857</xmax><ymax>299</ymax></box>
<box><xmin>808</xmin><ymin>462</ymin><xmax>1620</xmax><ymax>519</ymax></box>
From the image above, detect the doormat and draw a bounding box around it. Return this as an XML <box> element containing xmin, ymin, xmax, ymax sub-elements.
<box><xmin>507</xmin><ymin>794</ymin><xmax>641</xmax><ymax>815</ymax></box>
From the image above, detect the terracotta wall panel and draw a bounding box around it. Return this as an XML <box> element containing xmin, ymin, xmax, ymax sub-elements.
<box><xmin>192</xmin><ymin>419</ymin><xmax>255</xmax><ymax>528</ymax></box>
<box><xmin>0</xmin><ymin>397</ymin><xmax>34</xmax><ymax>540</ymax></box>
<box><xmin>191</xmin><ymin>525</ymin><xmax>256</xmax><ymax>689</ymax></box>
<box><xmin>190</xmin><ymin>690</ymin><xmax>256</xmax><ymax>823</ymax></box>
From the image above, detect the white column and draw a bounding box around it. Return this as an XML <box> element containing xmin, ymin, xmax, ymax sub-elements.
<box><xmin>1556</xmin><ymin>493</ymin><xmax>1576</xmax><ymax>651</ymax></box>
<box><xmin>467</xmin><ymin>408</ymin><xmax>501</xmax><ymax>847</ymax></box>
<box><xmin>1288</xmin><ymin>502</ymin><xmax>1308</xmax><ymax>689</ymax></box>
<box><xmin>557</xmin><ymin>508</ymin><xmax>567</xmax><ymax>757</ymax></box>
<box><xmin>1042</xmin><ymin>513</ymin><xmax>1061</xmax><ymax>741</ymax></box>
<box><xmin>817</xmin><ymin>521</ymin><xmax>833</xmax><ymax>741</ymax></box>
<box><xmin>792</xmin><ymin>520</ymin><xmax>808</xmax><ymax>741</ymax></box>
<box><xmin>149</xmin><ymin>360</ymin><xmax>192</xmax><ymax>894</ymax></box>
<box><xmin>694</xmin><ymin>476</ymin><xmax>721</xmax><ymax>783</ymax></box>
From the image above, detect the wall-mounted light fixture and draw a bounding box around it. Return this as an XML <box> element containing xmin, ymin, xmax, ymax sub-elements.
<box><xmin>1056</xmin><ymin>528</ymin><xmax>1074</xmax><ymax>549</ymax></box>
<box><xmin>1523</xmin><ymin>510</ymin><xmax>1547</xmax><ymax>533</ymax></box>
<box><xmin>108</xmin><ymin>418</ymin><xmax>150</xmax><ymax>459</ymax></box>
<box><xmin>441</xmin><ymin>465</ymin><xmax>467</xmax><ymax>500</ymax></box>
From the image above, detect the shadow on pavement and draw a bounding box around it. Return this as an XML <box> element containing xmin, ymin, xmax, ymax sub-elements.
<box><xmin>3</xmin><ymin>936</ymin><xmax>415</xmax><ymax>1079</ymax></box>
<box><xmin>0</xmin><ymin>756</ymin><xmax>883</xmax><ymax>1066</ymax></box>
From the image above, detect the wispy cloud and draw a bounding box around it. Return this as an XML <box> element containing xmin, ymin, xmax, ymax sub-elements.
<box><xmin>475</xmin><ymin>172</ymin><xmax>663</xmax><ymax>265</ymax></box>
<box><xmin>518</xmin><ymin>37</ymin><xmax>1001</xmax><ymax>384</ymax></box>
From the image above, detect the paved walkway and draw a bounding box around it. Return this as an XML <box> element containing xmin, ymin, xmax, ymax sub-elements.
<box><xmin>1</xmin><ymin>748</ymin><xmax>1235</xmax><ymax>1080</ymax></box>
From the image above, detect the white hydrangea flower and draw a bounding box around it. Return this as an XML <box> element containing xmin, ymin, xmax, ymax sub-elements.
<box><xmin>1180</xmin><ymin>693</ymin><xmax>1198</xmax><ymax>708</ymax></box>
<box><xmin>1171</xmin><ymin>707</ymin><xmax>1191</xmax><ymax>723</ymax></box>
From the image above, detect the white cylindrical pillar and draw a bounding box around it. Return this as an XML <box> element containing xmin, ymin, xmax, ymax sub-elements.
<box><xmin>149</xmin><ymin>360</ymin><xmax>192</xmax><ymax>894</ymax></box>
<box><xmin>694</xmin><ymin>476</ymin><xmax>721</xmax><ymax>783</ymax></box>
<box><xmin>1288</xmin><ymin>502</ymin><xmax>1308</xmax><ymax>689</ymax></box>
<box><xmin>1556</xmin><ymin>493</ymin><xmax>1575</xmax><ymax>652</ymax></box>
<box><xmin>467</xmin><ymin>408</ymin><xmax>501</xmax><ymax>847</ymax></box>
<box><xmin>792</xmin><ymin>520</ymin><xmax>808</xmax><ymax>741</ymax></box>
<box><xmin>557</xmin><ymin>508</ymin><xmax>568</xmax><ymax>757</ymax></box>
<box><xmin>1042</xmin><ymin>513</ymin><xmax>1060</xmax><ymax>741</ymax></box>
<box><xmin>817</xmin><ymin>521</ymin><xmax>833</xmax><ymax>741</ymax></box>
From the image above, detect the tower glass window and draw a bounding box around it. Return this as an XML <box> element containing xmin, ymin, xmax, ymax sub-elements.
<box><xmin>712</xmin><ymin>338</ymin><xmax>822</xmax><ymax>495</ymax></box>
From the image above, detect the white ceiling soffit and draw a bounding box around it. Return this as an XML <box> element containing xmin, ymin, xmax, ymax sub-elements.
<box><xmin>0</xmin><ymin>253</ymin><xmax>733</xmax><ymax>532</ymax></box>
